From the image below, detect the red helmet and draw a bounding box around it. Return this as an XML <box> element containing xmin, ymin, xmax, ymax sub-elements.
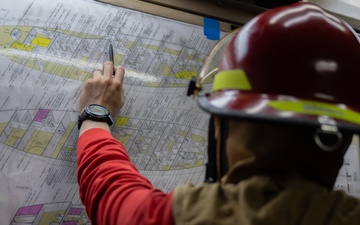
<box><xmin>197</xmin><ymin>2</ymin><xmax>360</xmax><ymax>135</ymax></box>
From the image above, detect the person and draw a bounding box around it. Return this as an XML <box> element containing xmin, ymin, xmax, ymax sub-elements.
<box><xmin>77</xmin><ymin>2</ymin><xmax>360</xmax><ymax>225</ymax></box>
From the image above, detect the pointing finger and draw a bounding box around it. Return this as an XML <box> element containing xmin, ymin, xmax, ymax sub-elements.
<box><xmin>114</xmin><ymin>66</ymin><xmax>125</xmax><ymax>84</ymax></box>
<box><xmin>93</xmin><ymin>69</ymin><xmax>102</xmax><ymax>79</ymax></box>
<box><xmin>103</xmin><ymin>61</ymin><xmax>114</xmax><ymax>79</ymax></box>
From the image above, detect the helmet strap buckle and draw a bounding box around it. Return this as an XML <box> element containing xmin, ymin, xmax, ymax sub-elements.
<box><xmin>314</xmin><ymin>115</ymin><xmax>343</xmax><ymax>152</ymax></box>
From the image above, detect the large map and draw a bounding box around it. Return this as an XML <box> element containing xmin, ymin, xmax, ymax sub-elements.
<box><xmin>0</xmin><ymin>0</ymin><xmax>215</xmax><ymax>223</ymax></box>
<box><xmin>0</xmin><ymin>0</ymin><xmax>359</xmax><ymax>224</ymax></box>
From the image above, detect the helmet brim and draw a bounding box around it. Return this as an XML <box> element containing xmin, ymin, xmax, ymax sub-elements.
<box><xmin>197</xmin><ymin>90</ymin><xmax>360</xmax><ymax>134</ymax></box>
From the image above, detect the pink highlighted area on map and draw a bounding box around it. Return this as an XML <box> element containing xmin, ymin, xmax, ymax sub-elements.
<box><xmin>34</xmin><ymin>109</ymin><xmax>50</xmax><ymax>122</ymax></box>
<box><xmin>16</xmin><ymin>204</ymin><xmax>42</xmax><ymax>215</ymax></box>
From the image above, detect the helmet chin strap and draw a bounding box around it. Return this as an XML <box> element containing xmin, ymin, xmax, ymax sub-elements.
<box><xmin>205</xmin><ymin>116</ymin><xmax>229</xmax><ymax>183</ymax></box>
<box><xmin>219</xmin><ymin>118</ymin><xmax>229</xmax><ymax>177</ymax></box>
<box><xmin>205</xmin><ymin>117</ymin><xmax>217</xmax><ymax>183</ymax></box>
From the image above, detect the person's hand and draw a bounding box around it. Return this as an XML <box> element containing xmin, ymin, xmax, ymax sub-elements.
<box><xmin>79</xmin><ymin>61</ymin><xmax>125</xmax><ymax>118</ymax></box>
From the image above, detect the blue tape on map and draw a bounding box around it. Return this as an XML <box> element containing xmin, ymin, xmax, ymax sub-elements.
<box><xmin>204</xmin><ymin>17</ymin><xmax>220</xmax><ymax>40</ymax></box>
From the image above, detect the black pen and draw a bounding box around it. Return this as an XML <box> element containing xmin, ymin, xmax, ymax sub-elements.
<box><xmin>109</xmin><ymin>43</ymin><xmax>115</xmax><ymax>75</ymax></box>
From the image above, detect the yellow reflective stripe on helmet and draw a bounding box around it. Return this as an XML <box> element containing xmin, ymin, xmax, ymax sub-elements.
<box><xmin>269</xmin><ymin>100</ymin><xmax>360</xmax><ymax>125</ymax></box>
<box><xmin>212</xmin><ymin>70</ymin><xmax>252</xmax><ymax>91</ymax></box>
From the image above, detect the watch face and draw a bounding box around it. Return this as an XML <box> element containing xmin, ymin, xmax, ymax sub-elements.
<box><xmin>88</xmin><ymin>105</ymin><xmax>108</xmax><ymax>116</ymax></box>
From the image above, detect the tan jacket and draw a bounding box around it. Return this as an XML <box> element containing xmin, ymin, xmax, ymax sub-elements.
<box><xmin>173</xmin><ymin>176</ymin><xmax>360</xmax><ymax>225</ymax></box>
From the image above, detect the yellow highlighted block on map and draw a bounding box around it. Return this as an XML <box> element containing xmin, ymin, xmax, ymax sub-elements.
<box><xmin>79</xmin><ymin>56</ymin><xmax>89</xmax><ymax>65</ymax></box>
<box><xmin>115</xmin><ymin>54</ymin><xmax>124</xmax><ymax>65</ymax></box>
<box><xmin>176</xmin><ymin>70</ymin><xmax>197</xmax><ymax>79</ymax></box>
<box><xmin>11</xmin><ymin>42</ymin><xmax>34</xmax><ymax>52</ymax></box>
<box><xmin>184</xmin><ymin>163</ymin><xmax>193</xmax><ymax>169</ymax></box>
<box><xmin>24</xmin><ymin>57</ymin><xmax>41</xmax><ymax>70</ymax></box>
<box><xmin>5</xmin><ymin>128</ymin><xmax>26</xmax><ymax>147</ymax></box>
<box><xmin>116</xmin><ymin>117</ymin><xmax>129</xmax><ymax>126</ymax></box>
<box><xmin>142</xmin><ymin>44</ymin><xmax>160</xmax><ymax>51</ymax></box>
<box><xmin>158</xmin><ymin>63</ymin><xmax>173</xmax><ymax>76</ymax></box>
<box><xmin>44</xmin><ymin>62</ymin><xmax>89</xmax><ymax>80</ymax></box>
<box><xmin>162</xmin><ymin>165</ymin><xmax>171</xmax><ymax>171</ymax></box>
<box><xmin>163</xmin><ymin>47</ymin><xmax>180</xmax><ymax>55</ymax></box>
<box><xmin>146</xmin><ymin>82</ymin><xmax>161</xmax><ymax>87</ymax></box>
<box><xmin>125</xmin><ymin>41</ymin><xmax>135</xmax><ymax>48</ymax></box>
<box><xmin>63</xmin><ymin>30</ymin><xmax>103</xmax><ymax>39</ymax></box>
<box><xmin>8</xmin><ymin>56</ymin><xmax>22</xmax><ymax>65</ymax></box>
<box><xmin>118</xmin><ymin>133</ymin><xmax>131</xmax><ymax>145</ymax></box>
<box><xmin>186</xmin><ymin>54</ymin><xmax>194</xmax><ymax>60</ymax></box>
<box><xmin>166</xmin><ymin>141</ymin><xmax>173</xmax><ymax>151</ymax></box>
<box><xmin>0</xmin><ymin>122</ymin><xmax>7</xmax><ymax>136</ymax></box>
<box><xmin>24</xmin><ymin>130</ymin><xmax>53</xmax><ymax>155</ymax></box>
<box><xmin>52</xmin><ymin>122</ymin><xmax>76</xmax><ymax>158</ymax></box>
<box><xmin>194</xmin><ymin>159</ymin><xmax>204</xmax><ymax>166</ymax></box>
<box><xmin>190</xmin><ymin>134</ymin><xmax>206</xmax><ymax>142</ymax></box>
<box><xmin>38</xmin><ymin>210</ymin><xmax>66</xmax><ymax>224</ymax></box>
<box><xmin>31</xmin><ymin>35</ymin><xmax>51</xmax><ymax>48</ymax></box>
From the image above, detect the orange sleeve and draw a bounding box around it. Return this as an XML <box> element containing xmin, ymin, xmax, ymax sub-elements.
<box><xmin>77</xmin><ymin>128</ymin><xmax>174</xmax><ymax>225</ymax></box>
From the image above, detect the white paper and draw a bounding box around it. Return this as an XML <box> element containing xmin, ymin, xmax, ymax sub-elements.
<box><xmin>334</xmin><ymin>136</ymin><xmax>360</xmax><ymax>197</ymax></box>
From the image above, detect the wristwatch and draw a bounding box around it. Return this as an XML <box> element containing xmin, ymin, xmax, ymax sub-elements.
<box><xmin>78</xmin><ymin>104</ymin><xmax>114</xmax><ymax>130</ymax></box>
